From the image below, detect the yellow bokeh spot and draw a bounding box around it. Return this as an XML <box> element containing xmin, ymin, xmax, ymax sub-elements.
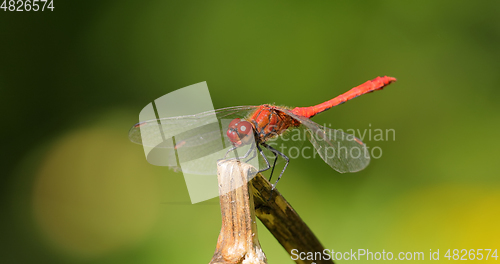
<box><xmin>33</xmin><ymin>128</ymin><xmax>162</xmax><ymax>257</ymax></box>
<box><xmin>386</xmin><ymin>184</ymin><xmax>500</xmax><ymax>252</ymax></box>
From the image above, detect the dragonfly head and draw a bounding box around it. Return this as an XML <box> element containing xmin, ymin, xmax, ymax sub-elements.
<box><xmin>227</xmin><ymin>118</ymin><xmax>254</xmax><ymax>146</ymax></box>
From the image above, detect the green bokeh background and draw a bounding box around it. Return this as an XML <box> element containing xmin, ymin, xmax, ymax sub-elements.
<box><xmin>1</xmin><ymin>1</ymin><xmax>499</xmax><ymax>263</ymax></box>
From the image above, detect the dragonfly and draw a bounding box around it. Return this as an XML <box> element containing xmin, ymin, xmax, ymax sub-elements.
<box><xmin>129</xmin><ymin>76</ymin><xmax>396</xmax><ymax>189</ymax></box>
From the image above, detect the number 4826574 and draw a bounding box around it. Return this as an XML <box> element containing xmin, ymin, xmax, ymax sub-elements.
<box><xmin>1</xmin><ymin>0</ymin><xmax>54</xmax><ymax>11</ymax></box>
<box><xmin>444</xmin><ymin>249</ymin><xmax>498</xmax><ymax>260</ymax></box>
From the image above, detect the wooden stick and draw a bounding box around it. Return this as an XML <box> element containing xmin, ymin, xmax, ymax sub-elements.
<box><xmin>209</xmin><ymin>160</ymin><xmax>267</xmax><ymax>264</ymax></box>
<box><xmin>210</xmin><ymin>160</ymin><xmax>333</xmax><ymax>264</ymax></box>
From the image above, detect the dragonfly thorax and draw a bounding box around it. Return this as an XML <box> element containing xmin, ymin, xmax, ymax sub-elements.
<box><xmin>248</xmin><ymin>105</ymin><xmax>301</xmax><ymax>144</ymax></box>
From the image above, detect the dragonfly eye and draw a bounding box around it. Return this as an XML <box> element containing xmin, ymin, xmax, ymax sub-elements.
<box><xmin>227</xmin><ymin>119</ymin><xmax>254</xmax><ymax>146</ymax></box>
<box><xmin>226</xmin><ymin>129</ymin><xmax>241</xmax><ymax>145</ymax></box>
<box><xmin>228</xmin><ymin>118</ymin><xmax>241</xmax><ymax>129</ymax></box>
<box><xmin>237</xmin><ymin>121</ymin><xmax>252</xmax><ymax>136</ymax></box>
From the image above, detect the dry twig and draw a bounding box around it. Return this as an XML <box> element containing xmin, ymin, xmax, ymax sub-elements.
<box><xmin>210</xmin><ymin>160</ymin><xmax>333</xmax><ymax>264</ymax></box>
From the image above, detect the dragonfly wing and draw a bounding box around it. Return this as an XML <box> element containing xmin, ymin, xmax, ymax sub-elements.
<box><xmin>128</xmin><ymin>106</ymin><xmax>259</xmax><ymax>174</ymax></box>
<box><xmin>280</xmin><ymin>109</ymin><xmax>370</xmax><ymax>173</ymax></box>
<box><xmin>128</xmin><ymin>106</ymin><xmax>258</xmax><ymax>147</ymax></box>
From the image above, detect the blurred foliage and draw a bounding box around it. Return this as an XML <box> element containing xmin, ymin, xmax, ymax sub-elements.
<box><xmin>1</xmin><ymin>0</ymin><xmax>499</xmax><ymax>263</ymax></box>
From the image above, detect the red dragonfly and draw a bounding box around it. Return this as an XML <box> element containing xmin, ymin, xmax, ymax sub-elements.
<box><xmin>129</xmin><ymin>76</ymin><xmax>396</xmax><ymax>188</ymax></box>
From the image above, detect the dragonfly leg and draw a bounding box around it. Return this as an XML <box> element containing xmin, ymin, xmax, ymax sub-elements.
<box><xmin>267</xmin><ymin>151</ymin><xmax>279</xmax><ymax>182</ymax></box>
<box><xmin>224</xmin><ymin>141</ymin><xmax>256</xmax><ymax>161</ymax></box>
<box><xmin>224</xmin><ymin>146</ymin><xmax>238</xmax><ymax>159</ymax></box>
<box><xmin>244</xmin><ymin>142</ymin><xmax>258</xmax><ymax>163</ymax></box>
<box><xmin>261</xmin><ymin>143</ymin><xmax>289</xmax><ymax>190</ymax></box>
<box><xmin>256</xmin><ymin>144</ymin><xmax>271</xmax><ymax>173</ymax></box>
<box><xmin>238</xmin><ymin>142</ymin><xmax>256</xmax><ymax>160</ymax></box>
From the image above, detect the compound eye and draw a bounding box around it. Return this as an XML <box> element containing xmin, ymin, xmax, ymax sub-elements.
<box><xmin>228</xmin><ymin>118</ymin><xmax>241</xmax><ymax>130</ymax></box>
<box><xmin>237</xmin><ymin>121</ymin><xmax>253</xmax><ymax>135</ymax></box>
<box><xmin>226</xmin><ymin>129</ymin><xmax>239</xmax><ymax>142</ymax></box>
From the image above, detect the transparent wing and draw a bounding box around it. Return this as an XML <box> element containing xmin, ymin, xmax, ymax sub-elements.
<box><xmin>129</xmin><ymin>106</ymin><xmax>258</xmax><ymax>147</ymax></box>
<box><xmin>128</xmin><ymin>106</ymin><xmax>259</xmax><ymax>174</ymax></box>
<box><xmin>280</xmin><ymin>109</ymin><xmax>370</xmax><ymax>173</ymax></box>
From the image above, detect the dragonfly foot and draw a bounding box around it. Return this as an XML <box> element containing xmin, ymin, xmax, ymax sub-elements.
<box><xmin>267</xmin><ymin>193</ymin><xmax>273</xmax><ymax>202</ymax></box>
<box><xmin>265</xmin><ymin>184</ymin><xmax>276</xmax><ymax>202</ymax></box>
